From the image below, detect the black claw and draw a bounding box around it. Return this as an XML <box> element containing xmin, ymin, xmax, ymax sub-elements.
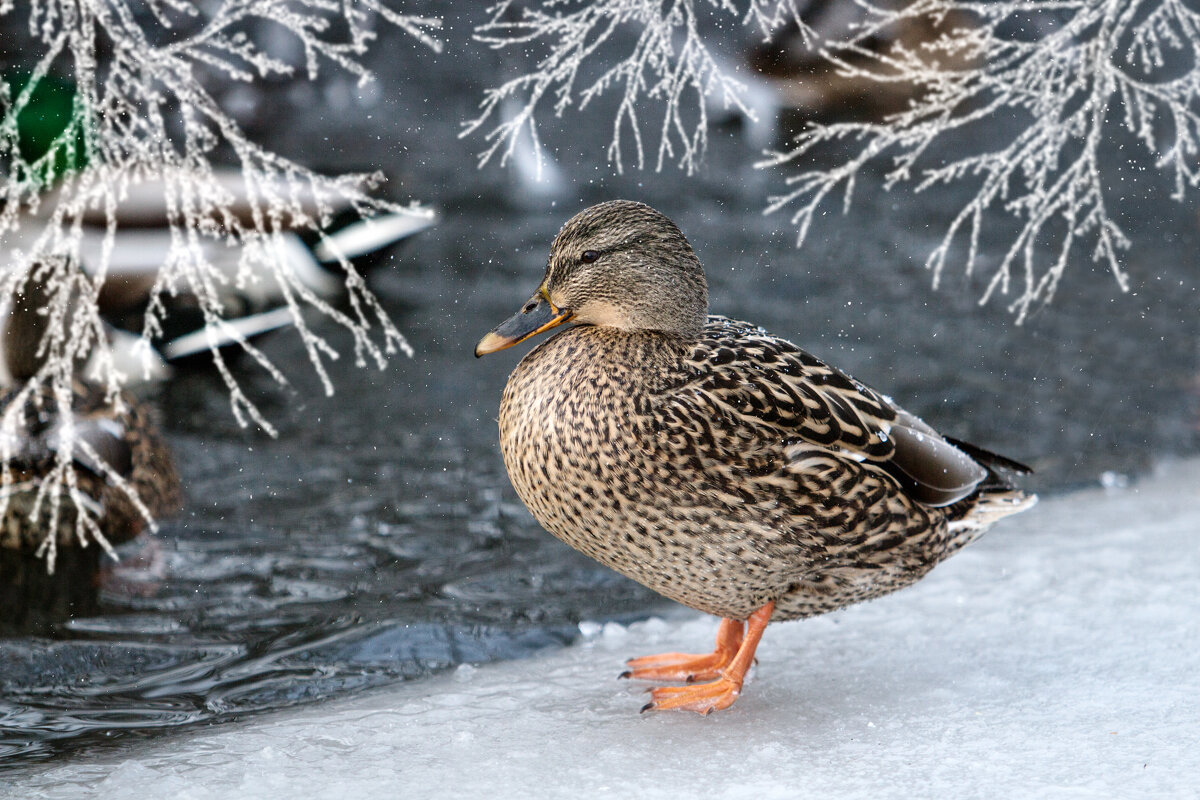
<box><xmin>685</xmin><ymin>674</ymin><xmax>696</xmax><ymax>684</ymax></box>
<box><xmin>618</xmin><ymin>670</ymin><xmax>632</xmax><ymax>680</ymax></box>
<box><xmin>640</xmin><ymin>702</ymin><xmax>655</xmax><ymax>713</ymax></box>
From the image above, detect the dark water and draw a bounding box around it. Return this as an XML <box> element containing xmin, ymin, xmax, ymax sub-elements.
<box><xmin>3</xmin><ymin>8</ymin><xmax>1200</xmax><ymax>769</ymax></box>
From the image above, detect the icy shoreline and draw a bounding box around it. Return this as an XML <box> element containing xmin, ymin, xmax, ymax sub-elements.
<box><xmin>8</xmin><ymin>459</ymin><xmax>1200</xmax><ymax>799</ymax></box>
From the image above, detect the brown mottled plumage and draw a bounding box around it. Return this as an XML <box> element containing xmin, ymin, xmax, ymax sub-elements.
<box><xmin>476</xmin><ymin>200</ymin><xmax>1035</xmax><ymax>714</ymax></box>
<box><xmin>1</xmin><ymin>259</ymin><xmax>182</xmax><ymax>554</ymax></box>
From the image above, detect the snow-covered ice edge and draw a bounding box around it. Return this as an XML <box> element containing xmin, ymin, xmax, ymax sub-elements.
<box><xmin>9</xmin><ymin>460</ymin><xmax>1200</xmax><ymax>799</ymax></box>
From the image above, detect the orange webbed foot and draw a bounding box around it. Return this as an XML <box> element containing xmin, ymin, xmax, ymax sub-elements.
<box><xmin>641</xmin><ymin>676</ymin><xmax>744</xmax><ymax>715</ymax></box>
<box><xmin>633</xmin><ymin>601</ymin><xmax>774</xmax><ymax>715</ymax></box>
<box><xmin>620</xmin><ymin>617</ymin><xmax>744</xmax><ymax>683</ymax></box>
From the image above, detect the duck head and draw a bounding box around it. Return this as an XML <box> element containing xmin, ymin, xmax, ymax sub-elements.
<box><xmin>475</xmin><ymin>200</ymin><xmax>709</xmax><ymax>356</ymax></box>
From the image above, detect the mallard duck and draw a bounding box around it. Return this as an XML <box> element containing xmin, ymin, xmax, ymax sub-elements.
<box><xmin>1</xmin><ymin>259</ymin><xmax>182</xmax><ymax>556</ymax></box>
<box><xmin>476</xmin><ymin>200</ymin><xmax>1035</xmax><ymax>715</ymax></box>
<box><xmin>749</xmin><ymin>0</ymin><xmax>977</xmax><ymax>124</ymax></box>
<box><xmin>79</xmin><ymin>174</ymin><xmax>434</xmax><ymax>363</ymax></box>
<box><xmin>8</xmin><ymin>166</ymin><xmax>436</xmax><ymax>365</ymax></box>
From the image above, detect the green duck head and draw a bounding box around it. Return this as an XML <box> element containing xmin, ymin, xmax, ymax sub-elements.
<box><xmin>476</xmin><ymin>200</ymin><xmax>709</xmax><ymax>356</ymax></box>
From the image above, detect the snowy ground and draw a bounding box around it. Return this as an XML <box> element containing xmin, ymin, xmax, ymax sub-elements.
<box><xmin>7</xmin><ymin>460</ymin><xmax>1200</xmax><ymax>799</ymax></box>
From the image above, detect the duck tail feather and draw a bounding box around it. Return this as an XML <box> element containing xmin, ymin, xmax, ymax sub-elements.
<box><xmin>943</xmin><ymin>435</ymin><xmax>1033</xmax><ymax>476</ymax></box>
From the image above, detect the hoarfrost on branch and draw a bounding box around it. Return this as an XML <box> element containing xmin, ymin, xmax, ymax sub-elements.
<box><xmin>467</xmin><ymin>0</ymin><xmax>1200</xmax><ymax>321</ymax></box>
<box><xmin>764</xmin><ymin>0</ymin><xmax>1200</xmax><ymax>320</ymax></box>
<box><xmin>461</xmin><ymin>0</ymin><xmax>808</xmax><ymax>174</ymax></box>
<box><xmin>0</xmin><ymin>1</ymin><xmax>440</xmax><ymax>562</ymax></box>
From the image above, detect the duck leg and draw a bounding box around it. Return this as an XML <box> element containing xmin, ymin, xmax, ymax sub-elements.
<box><xmin>620</xmin><ymin>617</ymin><xmax>745</xmax><ymax>683</ymax></box>
<box><xmin>639</xmin><ymin>601</ymin><xmax>775</xmax><ymax>715</ymax></box>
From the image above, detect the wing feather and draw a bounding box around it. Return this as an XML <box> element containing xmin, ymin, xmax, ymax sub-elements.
<box><xmin>678</xmin><ymin>317</ymin><xmax>898</xmax><ymax>460</ymax></box>
<box><xmin>659</xmin><ymin>316</ymin><xmax>995</xmax><ymax>507</ymax></box>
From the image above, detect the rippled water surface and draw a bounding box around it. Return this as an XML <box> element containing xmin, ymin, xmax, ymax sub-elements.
<box><xmin>3</xmin><ymin>8</ymin><xmax>1200</xmax><ymax>770</ymax></box>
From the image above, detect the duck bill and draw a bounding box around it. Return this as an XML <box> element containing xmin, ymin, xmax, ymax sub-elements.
<box><xmin>475</xmin><ymin>295</ymin><xmax>573</xmax><ymax>357</ymax></box>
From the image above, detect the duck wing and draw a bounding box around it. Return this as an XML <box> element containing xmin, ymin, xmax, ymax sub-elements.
<box><xmin>665</xmin><ymin>316</ymin><xmax>992</xmax><ymax>507</ymax></box>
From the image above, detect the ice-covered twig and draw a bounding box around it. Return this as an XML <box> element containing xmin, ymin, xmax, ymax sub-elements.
<box><xmin>471</xmin><ymin>1</ymin><xmax>1200</xmax><ymax>321</ymax></box>
<box><xmin>763</xmin><ymin>0</ymin><xmax>1200</xmax><ymax>321</ymax></box>
<box><xmin>0</xmin><ymin>1</ymin><xmax>440</xmax><ymax>557</ymax></box>
<box><xmin>462</xmin><ymin>0</ymin><xmax>807</xmax><ymax>174</ymax></box>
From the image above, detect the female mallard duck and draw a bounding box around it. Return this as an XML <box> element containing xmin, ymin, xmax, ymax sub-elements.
<box><xmin>1</xmin><ymin>260</ymin><xmax>182</xmax><ymax>557</ymax></box>
<box><xmin>476</xmin><ymin>200</ymin><xmax>1035</xmax><ymax>715</ymax></box>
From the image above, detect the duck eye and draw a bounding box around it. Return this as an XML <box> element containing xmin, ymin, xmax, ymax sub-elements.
<box><xmin>580</xmin><ymin>250</ymin><xmax>600</xmax><ymax>264</ymax></box>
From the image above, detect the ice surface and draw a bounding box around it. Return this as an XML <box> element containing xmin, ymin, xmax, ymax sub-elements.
<box><xmin>8</xmin><ymin>460</ymin><xmax>1200</xmax><ymax>799</ymax></box>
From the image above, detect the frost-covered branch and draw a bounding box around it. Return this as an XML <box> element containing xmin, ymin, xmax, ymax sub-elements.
<box><xmin>763</xmin><ymin>0</ymin><xmax>1200</xmax><ymax>321</ymax></box>
<box><xmin>471</xmin><ymin>1</ymin><xmax>1200</xmax><ymax>321</ymax></box>
<box><xmin>461</xmin><ymin>0</ymin><xmax>806</xmax><ymax>174</ymax></box>
<box><xmin>0</xmin><ymin>1</ymin><xmax>441</xmax><ymax>558</ymax></box>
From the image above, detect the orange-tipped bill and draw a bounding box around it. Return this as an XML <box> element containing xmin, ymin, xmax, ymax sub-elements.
<box><xmin>475</xmin><ymin>294</ymin><xmax>573</xmax><ymax>357</ymax></box>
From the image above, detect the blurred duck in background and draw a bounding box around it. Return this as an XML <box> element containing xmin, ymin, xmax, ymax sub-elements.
<box><xmin>6</xmin><ymin>166</ymin><xmax>437</xmax><ymax>375</ymax></box>
<box><xmin>749</xmin><ymin>0</ymin><xmax>976</xmax><ymax>126</ymax></box>
<box><xmin>0</xmin><ymin>260</ymin><xmax>183</xmax><ymax>628</ymax></box>
<box><xmin>47</xmin><ymin>166</ymin><xmax>437</xmax><ymax>362</ymax></box>
<box><xmin>0</xmin><ymin>259</ymin><xmax>183</xmax><ymax>551</ymax></box>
